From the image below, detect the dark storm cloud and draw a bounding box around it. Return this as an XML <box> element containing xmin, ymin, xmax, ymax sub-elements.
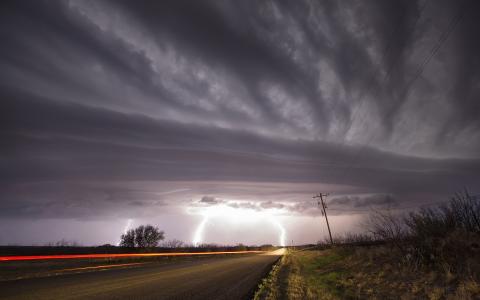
<box><xmin>3</xmin><ymin>0</ymin><xmax>480</xmax><ymax>146</ymax></box>
<box><xmin>2</xmin><ymin>89</ymin><xmax>479</xmax><ymax>188</ymax></box>
<box><xmin>329</xmin><ymin>194</ymin><xmax>397</xmax><ymax>209</ymax></box>
<box><xmin>277</xmin><ymin>194</ymin><xmax>398</xmax><ymax>216</ymax></box>
<box><xmin>440</xmin><ymin>1</ymin><xmax>480</xmax><ymax>135</ymax></box>
<box><xmin>260</xmin><ymin>201</ymin><xmax>285</xmax><ymax>210</ymax></box>
<box><xmin>199</xmin><ymin>196</ymin><xmax>221</xmax><ymax>205</ymax></box>
<box><xmin>1</xmin><ymin>0</ymin><xmax>480</xmax><ymax>221</ymax></box>
<box><xmin>0</xmin><ymin>182</ymin><xmax>170</xmax><ymax>219</ymax></box>
<box><xmin>227</xmin><ymin>202</ymin><xmax>260</xmax><ymax>211</ymax></box>
<box><xmin>111</xmin><ymin>0</ymin><xmax>326</xmax><ymax>129</ymax></box>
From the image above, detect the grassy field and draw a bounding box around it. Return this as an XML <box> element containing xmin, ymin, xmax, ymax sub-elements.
<box><xmin>255</xmin><ymin>247</ymin><xmax>480</xmax><ymax>300</ymax></box>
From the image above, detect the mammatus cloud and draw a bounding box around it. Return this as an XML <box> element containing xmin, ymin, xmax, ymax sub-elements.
<box><xmin>1</xmin><ymin>0</ymin><xmax>480</xmax><ymax>244</ymax></box>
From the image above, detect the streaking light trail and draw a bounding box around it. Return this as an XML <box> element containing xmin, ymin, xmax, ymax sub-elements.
<box><xmin>59</xmin><ymin>262</ymin><xmax>148</xmax><ymax>272</ymax></box>
<box><xmin>0</xmin><ymin>250</ymin><xmax>267</xmax><ymax>262</ymax></box>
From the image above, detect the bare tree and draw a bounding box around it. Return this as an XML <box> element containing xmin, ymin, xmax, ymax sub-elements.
<box><xmin>143</xmin><ymin>225</ymin><xmax>164</xmax><ymax>247</ymax></box>
<box><xmin>120</xmin><ymin>225</ymin><xmax>164</xmax><ymax>248</ymax></box>
<box><xmin>134</xmin><ymin>226</ymin><xmax>147</xmax><ymax>248</ymax></box>
<box><xmin>120</xmin><ymin>229</ymin><xmax>135</xmax><ymax>247</ymax></box>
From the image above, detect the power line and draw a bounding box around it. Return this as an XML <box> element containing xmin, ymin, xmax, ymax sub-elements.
<box><xmin>311</xmin><ymin>1</ymin><xmax>469</xmax><ymax>219</ymax></box>
<box><xmin>340</xmin><ymin>0</ymin><xmax>432</xmax><ymax>141</ymax></box>
<box><xmin>328</xmin><ymin>0</ymin><xmax>429</xmax><ymax>121</ymax></box>
<box><xmin>313</xmin><ymin>0</ymin><xmax>434</xmax><ymax>216</ymax></box>
<box><xmin>311</xmin><ymin>3</ymin><xmax>432</xmax><ymax>221</ymax></box>
<box><xmin>335</xmin><ymin>0</ymin><xmax>467</xmax><ymax>187</ymax></box>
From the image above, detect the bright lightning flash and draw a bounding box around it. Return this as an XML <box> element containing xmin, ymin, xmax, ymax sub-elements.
<box><xmin>192</xmin><ymin>216</ymin><xmax>209</xmax><ymax>247</ymax></box>
<box><xmin>188</xmin><ymin>204</ymin><xmax>286</xmax><ymax>246</ymax></box>
<box><xmin>118</xmin><ymin>219</ymin><xmax>133</xmax><ymax>246</ymax></box>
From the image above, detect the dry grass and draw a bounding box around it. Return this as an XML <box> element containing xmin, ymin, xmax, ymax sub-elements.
<box><xmin>255</xmin><ymin>247</ymin><xmax>480</xmax><ymax>300</ymax></box>
<box><xmin>339</xmin><ymin>245</ymin><xmax>480</xmax><ymax>299</ymax></box>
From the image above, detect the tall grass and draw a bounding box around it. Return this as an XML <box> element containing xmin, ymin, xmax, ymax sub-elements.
<box><xmin>366</xmin><ymin>190</ymin><xmax>480</xmax><ymax>271</ymax></box>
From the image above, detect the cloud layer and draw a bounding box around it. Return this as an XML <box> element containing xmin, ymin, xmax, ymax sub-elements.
<box><xmin>1</xmin><ymin>0</ymin><xmax>480</xmax><ymax>244</ymax></box>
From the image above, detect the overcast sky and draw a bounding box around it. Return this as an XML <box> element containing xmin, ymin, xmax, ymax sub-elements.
<box><xmin>1</xmin><ymin>0</ymin><xmax>479</xmax><ymax>246</ymax></box>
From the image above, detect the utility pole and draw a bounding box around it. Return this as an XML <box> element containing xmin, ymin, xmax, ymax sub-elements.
<box><xmin>313</xmin><ymin>193</ymin><xmax>333</xmax><ymax>245</ymax></box>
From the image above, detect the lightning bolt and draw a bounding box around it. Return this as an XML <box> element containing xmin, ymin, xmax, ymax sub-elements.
<box><xmin>118</xmin><ymin>219</ymin><xmax>133</xmax><ymax>246</ymax></box>
<box><xmin>123</xmin><ymin>219</ymin><xmax>133</xmax><ymax>234</ymax></box>
<box><xmin>189</xmin><ymin>205</ymin><xmax>287</xmax><ymax>247</ymax></box>
<box><xmin>192</xmin><ymin>216</ymin><xmax>209</xmax><ymax>246</ymax></box>
<box><xmin>269</xmin><ymin>217</ymin><xmax>286</xmax><ymax>247</ymax></box>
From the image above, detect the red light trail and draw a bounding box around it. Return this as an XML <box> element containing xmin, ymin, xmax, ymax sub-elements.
<box><xmin>0</xmin><ymin>250</ymin><xmax>266</xmax><ymax>262</ymax></box>
<box><xmin>58</xmin><ymin>262</ymin><xmax>148</xmax><ymax>272</ymax></box>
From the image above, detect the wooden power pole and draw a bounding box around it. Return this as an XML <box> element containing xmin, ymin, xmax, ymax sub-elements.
<box><xmin>313</xmin><ymin>193</ymin><xmax>333</xmax><ymax>245</ymax></box>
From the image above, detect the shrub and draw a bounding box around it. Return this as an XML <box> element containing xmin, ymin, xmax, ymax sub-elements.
<box><xmin>162</xmin><ymin>239</ymin><xmax>184</xmax><ymax>248</ymax></box>
<box><xmin>366</xmin><ymin>190</ymin><xmax>480</xmax><ymax>271</ymax></box>
<box><xmin>366</xmin><ymin>209</ymin><xmax>408</xmax><ymax>252</ymax></box>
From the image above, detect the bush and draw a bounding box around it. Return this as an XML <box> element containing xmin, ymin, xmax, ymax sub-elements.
<box><xmin>366</xmin><ymin>209</ymin><xmax>407</xmax><ymax>252</ymax></box>
<box><xmin>403</xmin><ymin>191</ymin><xmax>480</xmax><ymax>269</ymax></box>
<box><xmin>366</xmin><ymin>190</ymin><xmax>480</xmax><ymax>272</ymax></box>
<box><xmin>333</xmin><ymin>232</ymin><xmax>375</xmax><ymax>246</ymax></box>
<box><xmin>162</xmin><ymin>239</ymin><xmax>184</xmax><ymax>248</ymax></box>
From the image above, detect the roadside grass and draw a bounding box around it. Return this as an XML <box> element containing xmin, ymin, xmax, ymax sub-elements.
<box><xmin>295</xmin><ymin>250</ymin><xmax>352</xmax><ymax>299</ymax></box>
<box><xmin>254</xmin><ymin>246</ymin><xmax>480</xmax><ymax>299</ymax></box>
<box><xmin>254</xmin><ymin>249</ymin><xmax>354</xmax><ymax>300</ymax></box>
<box><xmin>254</xmin><ymin>256</ymin><xmax>285</xmax><ymax>300</ymax></box>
